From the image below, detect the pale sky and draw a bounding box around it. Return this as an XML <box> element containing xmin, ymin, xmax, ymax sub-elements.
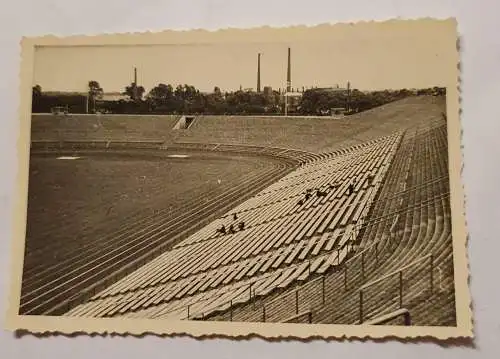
<box><xmin>33</xmin><ymin>23</ymin><xmax>454</xmax><ymax>94</ymax></box>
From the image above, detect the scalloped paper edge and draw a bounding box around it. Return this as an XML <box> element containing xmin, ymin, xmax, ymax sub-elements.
<box><xmin>3</xmin><ymin>18</ymin><xmax>473</xmax><ymax>342</ymax></box>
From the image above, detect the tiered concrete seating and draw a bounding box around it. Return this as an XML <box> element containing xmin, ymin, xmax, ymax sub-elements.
<box><xmin>206</xmin><ymin>117</ymin><xmax>453</xmax><ymax>326</ymax></box>
<box><xmin>31</xmin><ymin>96</ymin><xmax>443</xmax><ymax>156</ymax></box>
<box><xmin>31</xmin><ymin>114</ymin><xmax>180</xmax><ymax>142</ymax></box>
<box><xmin>65</xmin><ymin>131</ymin><xmax>403</xmax><ymax>319</ymax></box>
<box><xmin>174</xmin><ymin>96</ymin><xmax>445</xmax><ymax>154</ymax></box>
<box><xmin>174</xmin><ymin>134</ymin><xmax>401</xmax><ymax>250</ymax></box>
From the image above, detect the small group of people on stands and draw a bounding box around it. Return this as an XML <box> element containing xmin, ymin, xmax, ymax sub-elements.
<box><xmin>297</xmin><ymin>184</ymin><xmax>337</xmax><ymax>206</ymax></box>
<box><xmin>297</xmin><ymin>177</ymin><xmax>364</xmax><ymax>206</ymax></box>
<box><xmin>216</xmin><ymin>212</ymin><xmax>245</xmax><ymax>236</ymax></box>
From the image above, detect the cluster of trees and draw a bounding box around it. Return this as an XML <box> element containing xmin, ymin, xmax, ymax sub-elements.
<box><xmin>32</xmin><ymin>81</ymin><xmax>446</xmax><ymax>116</ymax></box>
<box><xmin>299</xmin><ymin>88</ymin><xmax>411</xmax><ymax>115</ymax></box>
<box><xmin>31</xmin><ymin>84</ymin><xmax>87</xmax><ymax>113</ymax></box>
<box><xmin>31</xmin><ymin>80</ymin><xmax>145</xmax><ymax>114</ymax></box>
<box><xmin>126</xmin><ymin>83</ymin><xmax>283</xmax><ymax>115</ymax></box>
<box><xmin>298</xmin><ymin>87</ymin><xmax>446</xmax><ymax>115</ymax></box>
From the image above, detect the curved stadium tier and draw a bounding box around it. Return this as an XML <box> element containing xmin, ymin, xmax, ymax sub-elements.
<box><xmin>23</xmin><ymin>95</ymin><xmax>455</xmax><ymax>326</ymax></box>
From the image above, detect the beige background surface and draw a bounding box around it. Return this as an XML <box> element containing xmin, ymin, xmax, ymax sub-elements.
<box><xmin>1</xmin><ymin>0</ymin><xmax>498</xmax><ymax>357</ymax></box>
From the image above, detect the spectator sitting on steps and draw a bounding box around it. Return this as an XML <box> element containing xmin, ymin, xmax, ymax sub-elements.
<box><xmin>347</xmin><ymin>179</ymin><xmax>355</xmax><ymax>195</ymax></box>
<box><xmin>233</xmin><ymin>213</ymin><xmax>238</xmax><ymax>221</ymax></box>
<box><xmin>229</xmin><ymin>224</ymin><xmax>235</xmax><ymax>234</ymax></box>
<box><xmin>238</xmin><ymin>221</ymin><xmax>245</xmax><ymax>231</ymax></box>
<box><xmin>218</xmin><ymin>225</ymin><xmax>226</xmax><ymax>235</ymax></box>
<box><xmin>317</xmin><ymin>189</ymin><xmax>327</xmax><ymax>197</ymax></box>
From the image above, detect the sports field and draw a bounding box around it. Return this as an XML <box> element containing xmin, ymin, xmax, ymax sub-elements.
<box><xmin>20</xmin><ymin>149</ymin><xmax>289</xmax><ymax>315</ymax></box>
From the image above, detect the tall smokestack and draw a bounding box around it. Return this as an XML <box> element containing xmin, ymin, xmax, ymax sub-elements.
<box><xmin>286</xmin><ymin>47</ymin><xmax>291</xmax><ymax>92</ymax></box>
<box><xmin>257</xmin><ymin>53</ymin><xmax>261</xmax><ymax>93</ymax></box>
<box><xmin>133</xmin><ymin>67</ymin><xmax>138</xmax><ymax>101</ymax></box>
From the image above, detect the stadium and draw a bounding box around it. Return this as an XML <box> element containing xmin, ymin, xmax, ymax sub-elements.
<box><xmin>20</xmin><ymin>91</ymin><xmax>455</xmax><ymax>327</ymax></box>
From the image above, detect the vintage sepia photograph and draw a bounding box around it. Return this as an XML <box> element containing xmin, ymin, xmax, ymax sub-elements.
<box><xmin>5</xmin><ymin>19</ymin><xmax>471</xmax><ymax>339</ymax></box>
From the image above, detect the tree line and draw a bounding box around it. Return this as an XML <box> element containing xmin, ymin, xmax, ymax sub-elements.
<box><xmin>31</xmin><ymin>81</ymin><xmax>446</xmax><ymax>116</ymax></box>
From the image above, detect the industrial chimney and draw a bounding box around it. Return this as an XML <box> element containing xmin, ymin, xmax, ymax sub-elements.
<box><xmin>133</xmin><ymin>67</ymin><xmax>138</xmax><ymax>101</ymax></box>
<box><xmin>257</xmin><ymin>53</ymin><xmax>261</xmax><ymax>93</ymax></box>
<box><xmin>286</xmin><ymin>47</ymin><xmax>291</xmax><ymax>92</ymax></box>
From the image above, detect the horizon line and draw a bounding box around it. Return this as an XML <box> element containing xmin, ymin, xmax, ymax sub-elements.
<box><xmin>34</xmin><ymin>86</ymin><xmax>440</xmax><ymax>96</ymax></box>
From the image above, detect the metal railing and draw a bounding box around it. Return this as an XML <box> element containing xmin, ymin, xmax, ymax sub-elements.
<box><xmin>183</xmin><ymin>191</ymin><xmax>444</xmax><ymax>323</ymax></box>
<box><xmin>358</xmin><ymin>254</ymin><xmax>433</xmax><ymax>324</ymax></box>
<box><xmin>190</xmin><ymin>246</ymin><xmax>343</xmax><ymax>322</ymax></box>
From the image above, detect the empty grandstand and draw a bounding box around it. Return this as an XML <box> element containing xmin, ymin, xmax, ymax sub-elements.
<box><xmin>22</xmin><ymin>95</ymin><xmax>455</xmax><ymax>326</ymax></box>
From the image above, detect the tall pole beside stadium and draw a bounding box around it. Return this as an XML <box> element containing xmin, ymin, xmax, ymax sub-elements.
<box><xmin>284</xmin><ymin>91</ymin><xmax>288</xmax><ymax>117</ymax></box>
